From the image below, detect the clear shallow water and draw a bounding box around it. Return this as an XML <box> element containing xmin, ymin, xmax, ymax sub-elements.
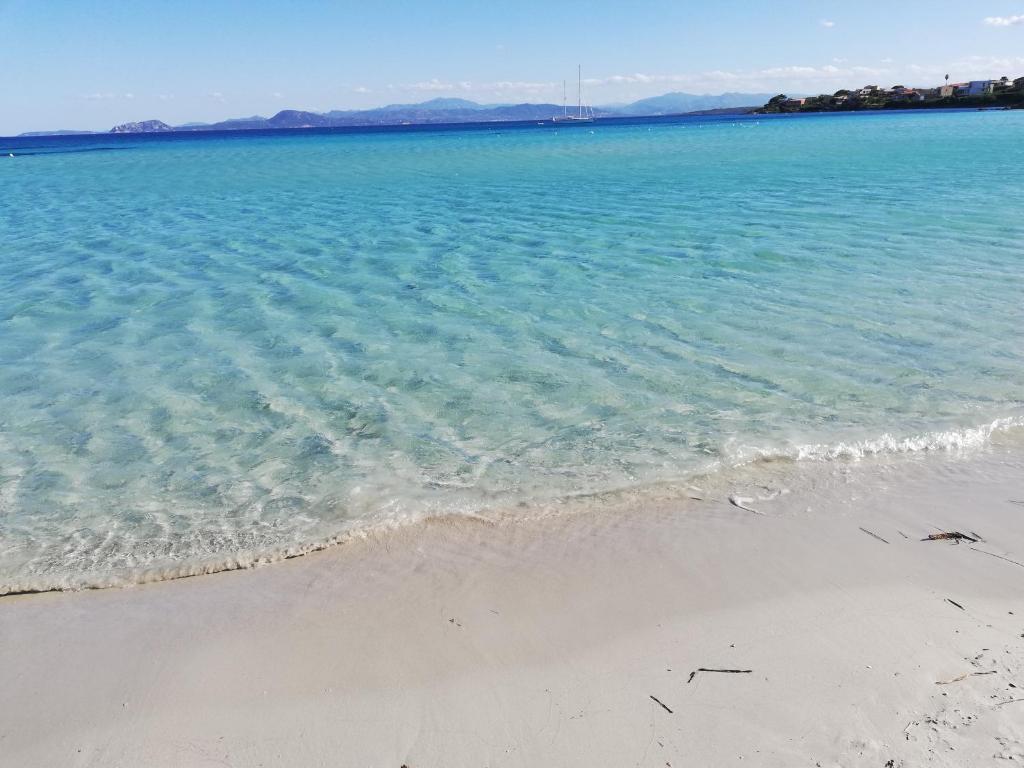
<box><xmin>2</xmin><ymin>112</ymin><xmax>1023</xmax><ymax>591</ymax></box>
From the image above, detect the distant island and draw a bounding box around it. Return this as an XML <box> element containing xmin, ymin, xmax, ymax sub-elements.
<box><xmin>17</xmin><ymin>93</ymin><xmax>773</xmax><ymax>136</ymax></box>
<box><xmin>17</xmin><ymin>129</ymin><xmax>97</xmax><ymax>137</ymax></box>
<box><xmin>759</xmin><ymin>75</ymin><xmax>1024</xmax><ymax>113</ymax></box>
<box><xmin>110</xmin><ymin>120</ymin><xmax>176</xmax><ymax>134</ymax></box>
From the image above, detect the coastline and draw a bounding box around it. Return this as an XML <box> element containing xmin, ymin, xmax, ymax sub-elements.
<box><xmin>3</xmin><ymin>441</ymin><xmax>1024</xmax><ymax>766</ymax></box>
<box><xmin>4</xmin><ymin>416</ymin><xmax>1022</xmax><ymax>596</ymax></box>
<box><xmin>6</xmin><ymin>104</ymin><xmax>1021</xmax><ymax>147</ymax></box>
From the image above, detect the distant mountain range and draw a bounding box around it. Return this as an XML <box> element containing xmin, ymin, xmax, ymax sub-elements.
<box><xmin>18</xmin><ymin>93</ymin><xmax>770</xmax><ymax>136</ymax></box>
<box><xmin>613</xmin><ymin>91</ymin><xmax>775</xmax><ymax>116</ymax></box>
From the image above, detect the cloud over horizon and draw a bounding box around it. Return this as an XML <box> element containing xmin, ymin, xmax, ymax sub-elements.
<box><xmin>401</xmin><ymin>78</ymin><xmax>555</xmax><ymax>96</ymax></box>
<box><xmin>366</xmin><ymin>56</ymin><xmax>1024</xmax><ymax>107</ymax></box>
<box><xmin>983</xmin><ymin>14</ymin><xmax>1024</xmax><ymax>26</ymax></box>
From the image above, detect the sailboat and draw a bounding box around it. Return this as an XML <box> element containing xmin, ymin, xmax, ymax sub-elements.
<box><xmin>552</xmin><ymin>65</ymin><xmax>594</xmax><ymax>123</ymax></box>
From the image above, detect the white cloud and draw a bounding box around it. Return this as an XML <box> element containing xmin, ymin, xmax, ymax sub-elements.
<box><xmin>820</xmin><ymin>19</ymin><xmax>836</xmax><ymax>28</ymax></box>
<box><xmin>272</xmin><ymin>92</ymin><xmax>283</xmax><ymax>98</ymax></box>
<box><xmin>983</xmin><ymin>14</ymin><xmax>1024</xmax><ymax>26</ymax></box>
<box><xmin>407</xmin><ymin>78</ymin><xmax>459</xmax><ymax>92</ymax></box>
<box><xmin>353</xmin><ymin>86</ymin><xmax>372</xmax><ymax>94</ymax></box>
<box><xmin>586</xmin><ymin>60</ymin><xmax>1022</xmax><ymax>100</ymax></box>
<box><xmin>487</xmin><ymin>80</ymin><xmax>553</xmax><ymax>94</ymax></box>
<box><xmin>583</xmin><ymin>64</ymin><xmax>887</xmax><ymax>93</ymax></box>
<box><xmin>383</xmin><ymin>55</ymin><xmax>1014</xmax><ymax>107</ymax></box>
<box><xmin>908</xmin><ymin>54</ymin><xmax>1024</xmax><ymax>78</ymax></box>
<box><xmin>83</xmin><ymin>92</ymin><xmax>145</xmax><ymax>101</ymax></box>
<box><xmin>208</xmin><ymin>91</ymin><xmax>225</xmax><ymax>102</ymax></box>
<box><xmin>404</xmin><ymin>78</ymin><xmax>553</xmax><ymax>95</ymax></box>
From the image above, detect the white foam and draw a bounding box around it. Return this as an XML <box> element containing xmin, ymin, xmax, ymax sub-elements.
<box><xmin>4</xmin><ymin>415</ymin><xmax>1023</xmax><ymax>597</ymax></box>
<box><xmin>725</xmin><ymin>416</ymin><xmax>1024</xmax><ymax>466</ymax></box>
<box><xmin>792</xmin><ymin>417</ymin><xmax>1024</xmax><ymax>461</ymax></box>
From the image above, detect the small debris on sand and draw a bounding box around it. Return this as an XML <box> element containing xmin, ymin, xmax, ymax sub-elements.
<box><xmin>649</xmin><ymin>695</ymin><xmax>673</xmax><ymax>713</ymax></box>
<box><xmin>728</xmin><ymin>496</ymin><xmax>763</xmax><ymax>515</ymax></box>
<box><xmin>687</xmin><ymin>668</ymin><xmax>753</xmax><ymax>683</ymax></box>
<box><xmin>969</xmin><ymin>547</ymin><xmax>1024</xmax><ymax>569</ymax></box>
<box><xmin>859</xmin><ymin>527</ymin><xmax>889</xmax><ymax>544</ymax></box>
<box><xmin>923</xmin><ymin>531</ymin><xmax>979</xmax><ymax>543</ymax></box>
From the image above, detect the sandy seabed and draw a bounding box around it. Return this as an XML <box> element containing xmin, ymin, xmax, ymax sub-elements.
<box><xmin>2</xmin><ymin>443</ymin><xmax>1024</xmax><ymax>768</ymax></box>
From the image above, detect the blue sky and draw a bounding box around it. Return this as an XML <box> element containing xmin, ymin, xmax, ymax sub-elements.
<box><xmin>2</xmin><ymin>0</ymin><xmax>1023</xmax><ymax>134</ymax></box>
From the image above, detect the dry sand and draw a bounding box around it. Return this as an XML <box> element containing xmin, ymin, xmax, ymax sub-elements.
<box><xmin>2</xmin><ymin>446</ymin><xmax>1024</xmax><ymax>767</ymax></box>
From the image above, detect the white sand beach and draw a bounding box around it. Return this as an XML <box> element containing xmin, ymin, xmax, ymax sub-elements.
<box><xmin>3</xmin><ymin>444</ymin><xmax>1024</xmax><ymax>768</ymax></box>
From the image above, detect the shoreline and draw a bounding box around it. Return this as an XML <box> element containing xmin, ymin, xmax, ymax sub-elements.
<box><xmin>3</xmin><ymin>443</ymin><xmax>1024</xmax><ymax>766</ymax></box>
<box><xmin>4</xmin><ymin>416</ymin><xmax>1023</xmax><ymax>597</ymax></box>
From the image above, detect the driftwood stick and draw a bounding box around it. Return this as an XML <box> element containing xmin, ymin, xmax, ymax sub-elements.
<box><xmin>925</xmin><ymin>532</ymin><xmax>978</xmax><ymax>544</ymax></box>
<box><xmin>946</xmin><ymin>598</ymin><xmax>965</xmax><ymax>611</ymax></box>
<box><xmin>969</xmin><ymin>547</ymin><xmax>1024</xmax><ymax>569</ymax></box>
<box><xmin>728</xmin><ymin>496</ymin><xmax>764</xmax><ymax>515</ymax></box>
<box><xmin>860</xmin><ymin>527</ymin><xmax>889</xmax><ymax>544</ymax></box>
<box><xmin>649</xmin><ymin>695</ymin><xmax>673</xmax><ymax>713</ymax></box>
<box><xmin>994</xmin><ymin>697</ymin><xmax>1024</xmax><ymax>708</ymax></box>
<box><xmin>687</xmin><ymin>668</ymin><xmax>753</xmax><ymax>683</ymax></box>
<box><xmin>922</xmin><ymin>531</ymin><xmax>979</xmax><ymax>543</ymax></box>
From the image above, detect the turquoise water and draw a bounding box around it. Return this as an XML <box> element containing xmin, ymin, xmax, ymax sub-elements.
<box><xmin>2</xmin><ymin>111</ymin><xmax>1024</xmax><ymax>591</ymax></box>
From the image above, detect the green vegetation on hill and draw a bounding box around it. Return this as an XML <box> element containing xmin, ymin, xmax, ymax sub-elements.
<box><xmin>760</xmin><ymin>77</ymin><xmax>1024</xmax><ymax>114</ymax></box>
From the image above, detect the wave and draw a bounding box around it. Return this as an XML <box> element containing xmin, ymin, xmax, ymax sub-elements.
<box><xmin>4</xmin><ymin>415</ymin><xmax>1023</xmax><ymax>597</ymax></box>
<box><xmin>731</xmin><ymin>416</ymin><xmax>1024</xmax><ymax>465</ymax></box>
<box><xmin>0</xmin><ymin>515</ymin><xmax>429</xmax><ymax>597</ymax></box>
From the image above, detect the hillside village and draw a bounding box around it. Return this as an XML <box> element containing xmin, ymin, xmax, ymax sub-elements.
<box><xmin>761</xmin><ymin>75</ymin><xmax>1024</xmax><ymax>113</ymax></box>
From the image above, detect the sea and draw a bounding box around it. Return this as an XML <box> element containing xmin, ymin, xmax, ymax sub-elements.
<box><xmin>2</xmin><ymin>110</ymin><xmax>1023</xmax><ymax>593</ymax></box>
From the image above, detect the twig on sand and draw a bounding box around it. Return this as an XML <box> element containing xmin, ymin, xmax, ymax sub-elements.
<box><xmin>922</xmin><ymin>532</ymin><xmax>979</xmax><ymax>543</ymax></box>
<box><xmin>728</xmin><ymin>496</ymin><xmax>764</xmax><ymax>515</ymax></box>
<box><xmin>969</xmin><ymin>547</ymin><xmax>1024</xmax><ymax>569</ymax></box>
<box><xmin>936</xmin><ymin>670</ymin><xmax>997</xmax><ymax>684</ymax></box>
<box><xmin>994</xmin><ymin>697</ymin><xmax>1024</xmax><ymax>708</ymax></box>
<box><xmin>649</xmin><ymin>695</ymin><xmax>673</xmax><ymax>713</ymax></box>
<box><xmin>946</xmin><ymin>598</ymin><xmax>965</xmax><ymax>611</ymax></box>
<box><xmin>860</xmin><ymin>527</ymin><xmax>889</xmax><ymax>544</ymax></box>
<box><xmin>687</xmin><ymin>668</ymin><xmax>753</xmax><ymax>683</ymax></box>
<box><xmin>897</xmin><ymin>530</ymin><xmax>909</xmax><ymax>539</ymax></box>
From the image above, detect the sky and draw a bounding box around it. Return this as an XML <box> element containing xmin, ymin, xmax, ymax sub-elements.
<box><xmin>2</xmin><ymin>0</ymin><xmax>1024</xmax><ymax>135</ymax></box>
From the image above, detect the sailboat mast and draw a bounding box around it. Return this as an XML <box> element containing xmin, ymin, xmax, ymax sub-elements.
<box><xmin>563</xmin><ymin>80</ymin><xmax>567</xmax><ymax>117</ymax></box>
<box><xmin>577</xmin><ymin>64</ymin><xmax>582</xmax><ymax>119</ymax></box>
